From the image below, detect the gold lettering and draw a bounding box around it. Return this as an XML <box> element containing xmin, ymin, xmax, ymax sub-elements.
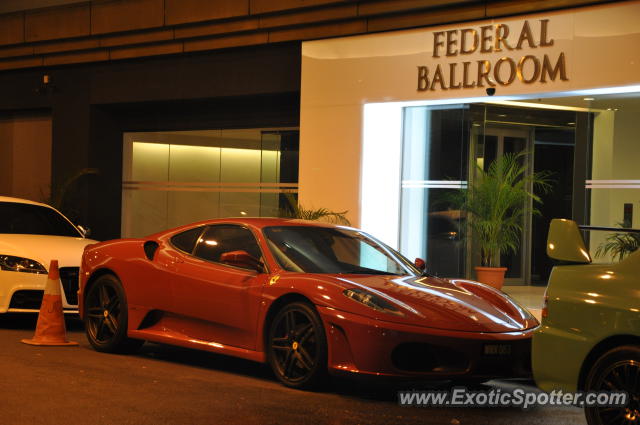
<box><xmin>460</xmin><ymin>29</ymin><xmax>478</xmax><ymax>55</ymax></box>
<box><xmin>430</xmin><ymin>64</ymin><xmax>447</xmax><ymax>90</ymax></box>
<box><xmin>517</xmin><ymin>21</ymin><xmax>537</xmax><ymax>49</ymax></box>
<box><xmin>449</xmin><ymin>63</ymin><xmax>461</xmax><ymax>89</ymax></box>
<box><xmin>541</xmin><ymin>52</ymin><xmax>568</xmax><ymax>82</ymax></box>
<box><xmin>480</xmin><ymin>25</ymin><xmax>493</xmax><ymax>53</ymax></box>
<box><xmin>517</xmin><ymin>55</ymin><xmax>541</xmax><ymax>83</ymax></box>
<box><xmin>433</xmin><ymin>31</ymin><xmax>445</xmax><ymax>58</ymax></box>
<box><xmin>494</xmin><ymin>24</ymin><xmax>514</xmax><ymax>52</ymax></box>
<box><xmin>462</xmin><ymin>62</ymin><xmax>475</xmax><ymax>88</ymax></box>
<box><xmin>494</xmin><ymin>57</ymin><xmax>516</xmax><ymax>85</ymax></box>
<box><xmin>417</xmin><ymin>66</ymin><xmax>429</xmax><ymax>91</ymax></box>
<box><xmin>476</xmin><ymin>60</ymin><xmax>494</xmax><ymax>87</ymax></box>
<box><xmin>446</xmin><ymin>30</ymin><xmax>459</xmax><ymax>56</ymax></box>
<box><xmin>539</xmin><ymin>19</ymin><xmax>554</xmax><ymax>47</ymax></box>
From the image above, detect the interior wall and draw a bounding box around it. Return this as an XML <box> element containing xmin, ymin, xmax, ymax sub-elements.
<box><xmin>0</xmin><ymin>113</ymin><xmax>51</xmax><ymax>202</ymax></box>
<box><xmin>0</xmin><ymin>118</ymin><xmax>13</xmax><ymax>195</ymax></box>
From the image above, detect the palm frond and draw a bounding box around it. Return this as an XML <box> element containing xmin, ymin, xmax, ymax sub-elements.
<box><xmin>595</xmin><ymin>223</ymin><xmax>640</xmax><ymax>262</ymax></box>
<box><xmin>456</xmin><ymin>151</ymin><xmax>554</xmax><ymax>267</ymax></box>
<box><xmin>279</xmin><ymin>193</ymin><xmax>351</xmax><ymax>225</ymax></box>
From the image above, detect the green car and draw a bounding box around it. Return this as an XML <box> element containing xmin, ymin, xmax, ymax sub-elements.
<box><xmin>532</xmin><ymin>218</ymin><xmax>640</xmax><ymax>424</ymax></box>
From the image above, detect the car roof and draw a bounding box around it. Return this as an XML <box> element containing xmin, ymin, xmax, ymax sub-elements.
<box><xmin>153</xmin><ymin>217</ymin><xmax>355</xmax><ymax>238</ymax></box>
<box><xmin>189</xmin><ymin>217</ymin><xmax>347</xmax><ymax>229</ymax></box>
<box><xmin>0</xmin><ymin>196</ymin><xmax>52</xmax><ymax>208</ymax></box>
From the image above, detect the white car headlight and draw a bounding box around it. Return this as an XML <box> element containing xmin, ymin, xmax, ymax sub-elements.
<box><xmin>0</xmin><ymin>255</ymin><xmax>47</xmax><ymax>274</ymax></box>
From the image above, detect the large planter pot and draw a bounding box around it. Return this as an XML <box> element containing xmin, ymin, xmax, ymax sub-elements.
<box><xmin>474</xmin><ymin>266</ymin><xmax>507</xmax><ymax>290</ymax></box>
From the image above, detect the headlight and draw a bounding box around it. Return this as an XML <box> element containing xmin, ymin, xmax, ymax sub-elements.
<box><xmin>343</xmin><ymin>288</ymin><xmax>403</xmax><ymax>316</ymax></box>
<box><xmin>0</xmin><ymin>255</ymin><xmax>47</xmax><ymax>274</ymax></box>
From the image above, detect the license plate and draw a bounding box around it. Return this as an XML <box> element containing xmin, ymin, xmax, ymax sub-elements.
<box><xmin>484</xmin><ymin>344</ymin><xmax>512</xmax><ymax>356</ymax></box>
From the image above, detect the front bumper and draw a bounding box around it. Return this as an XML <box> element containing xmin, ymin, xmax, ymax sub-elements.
<box><xmin>319</xmin><ymin>306</ymin><xmax>534</xmax><ymax>380</ymax></box>
<box><xmin>0</xmin><ymin>269</ymin><xmax>79</xmax><ymax>314</ymax></box>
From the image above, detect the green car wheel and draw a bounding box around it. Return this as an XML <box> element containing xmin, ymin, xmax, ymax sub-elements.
<box><xmin>584</xmin><ymin>345</ymin><xmax>640</xmax><ymax>425</ymax></box>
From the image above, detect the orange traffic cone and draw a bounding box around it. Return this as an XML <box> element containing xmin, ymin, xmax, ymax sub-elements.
<box><xmin>22</xmin><ymin>260</ymin><xmax>78</xmax><ymax>346</ymax></box>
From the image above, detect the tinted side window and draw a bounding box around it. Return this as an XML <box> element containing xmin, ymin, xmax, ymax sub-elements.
<box><xmin>171</xmin><ymin>227</ymin><xmax>205</xmax><ymax>253</ymax></box>
<box><xmin>194</xmin><ymin>225</ymin><xmax>261</xmax><ymax>264</ymax></box>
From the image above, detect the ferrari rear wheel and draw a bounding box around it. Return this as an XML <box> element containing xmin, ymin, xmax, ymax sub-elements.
<box><xmin>84</xmin><ymin>274</ymin><xmax>143</xmax><ymax>353</ymax></box>
<box><xmin>584</xmin><ymin>345</ymin><xmax>640</xmax><ymax>425</ymax></box>
<box><xmin>267</xmin><ymin>302</ymin><xmax>327</xmax><ymax>389</ymax></box>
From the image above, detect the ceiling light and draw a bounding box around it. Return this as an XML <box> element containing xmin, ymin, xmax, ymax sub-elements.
<box><xmin>583</xmin><ymin>97</ymin><xmax>595</xmax><ymax>101</ymax></box>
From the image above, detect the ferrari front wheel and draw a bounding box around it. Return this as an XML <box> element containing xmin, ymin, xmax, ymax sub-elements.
<box><xmin>267</xmin><ymin>302</ymin><xmax>327</xmax><ymax>389</ymax></box>
<box><xmin>84</xmin><ymin>274</ymin><xmax>143</xmax><ymax>353</ymax></box>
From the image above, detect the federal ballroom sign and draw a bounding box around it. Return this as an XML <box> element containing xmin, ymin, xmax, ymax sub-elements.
<box><xmin>417</xmin><ymin>19</ymin><xmax>568</xmax><ymax>92</ymax></box>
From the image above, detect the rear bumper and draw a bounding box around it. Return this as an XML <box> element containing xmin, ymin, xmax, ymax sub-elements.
<box><xmin>319</xmin><ymin>306</ymin><xmax>534</xmax><ymax>380</ymax></box>
<box><xmin>532</xmin><ymin>325</ymin><xmax>589</xmax><ymax>393</ymax></box>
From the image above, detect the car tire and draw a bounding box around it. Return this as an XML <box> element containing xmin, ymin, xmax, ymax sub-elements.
<box><xmin>84</xmin><ymin>274</ymin><xmax>143</xmax><ymax>354</ymax></box>
<box><xmin>584</xmin><ymin>345</ymin><xmax>640</xmax><ymax>425</ymax></box>
<box><xmin>267</xmin><ymin>301</ymin><xmax>328</xmax><ymax>390</ymax></box>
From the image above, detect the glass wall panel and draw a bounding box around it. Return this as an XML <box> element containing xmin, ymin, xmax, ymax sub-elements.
<box><xmin>126</xmin><ymin>142</ymin><xmax>170</xmax><ymax>234</ymax></box>
<box><xmin>122</xmin><ymin>128</ymin><xmax>298</xmax><ymax>238</ymax></box>
<box><xmin>260</xmin><ymin>132</ymin><xmax>282</xmax><ymax>217</ymax></box>
<box><xmin>586</xmin><ymin>96</ymin><xmax>640</xmax><ymax>263</ymax></box>
<box><xmin>400</xmin><ymin>105</ymin><xmax>469</xmax><ymax>278</ymax></box>
<box><xmin>219</xmin><ymin>147</ymin><xmax>262</xmax><ymax>218</ymax></box>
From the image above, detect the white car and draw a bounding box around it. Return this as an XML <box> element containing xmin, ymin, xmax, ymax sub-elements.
<box><xmin>0</xmin><ymin>196</ymin><xmax>97</xmax><ymax>314</ymax></box>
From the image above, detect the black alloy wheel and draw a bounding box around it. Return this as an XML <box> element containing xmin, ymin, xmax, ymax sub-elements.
<box><xmin>84</xmin><ymin>274</ymin><xmax>143</xmax><ymax>353</ymax></box>
<box><xmin>585</xmin><ymin>345</ymin><xmax>640</xmax><ymax>425</ymax></box>
<box><xmin>267</xmin><ymin>302</ymin><xmax>327</xmax><ymax>389</ymax></box>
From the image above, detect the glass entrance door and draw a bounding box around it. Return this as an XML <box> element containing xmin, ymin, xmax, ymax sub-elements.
<box><xmin>471</xmin><ymin>126</ymin><xmax>533</xmax><ymax>284</ymax></box>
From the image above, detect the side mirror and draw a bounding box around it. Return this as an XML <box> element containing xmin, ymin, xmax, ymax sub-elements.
<box><xmin>77</xmin><ymin>225</ymin><xmax>91</xmax><ymax>238</ymax></box>
<box><xmin>547</xmin><ymin>219</ymin><xmax>591</xmax><ymax>264</ymax></box>
<box><xmin>220</xmin><ymin>250</ymin><xmax>263</xmax><ymax>272</ymax></box>
<box><xmin>414</xmin><ymin>258</ymin><xmax>426</xmax><ymax>271</ymax></box>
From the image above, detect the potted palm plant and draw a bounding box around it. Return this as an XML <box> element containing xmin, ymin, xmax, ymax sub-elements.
<box><xmin>457</xmin><ymin>152</ymin><xmax>552</xmax><ymax>289</ymax></box>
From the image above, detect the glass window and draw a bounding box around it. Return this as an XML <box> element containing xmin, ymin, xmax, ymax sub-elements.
<box><xmin>264</xmin><ymin>226</ymin><xmax>418</xmax><ymax>275</ymax></box>
<box><xmin>170</xmin><ymin>226</ymin><xmax>205</xmax><ymax>254</ymax></box>
<box><xmin>122</xmin><ymin>128</ymin><xmax>299</xmax><ymax>238</ymax></box>
<box><xmin>399</xmin><ymin>105</ymin><xmax>469</xmax><ymax>278</ymax></box>
<box><xmin>193</xmin><ymin>225</ymin><xmax>262</xmax><ymax>265</ymax></box>
<box><xmin>0</xmin><ymin>202</ymin><xmax>81</xmax><ymax>237</ymax></box>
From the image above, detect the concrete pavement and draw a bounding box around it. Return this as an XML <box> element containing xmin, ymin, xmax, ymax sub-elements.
<box><xmin>0</xmin><ymin>314</ymin><xmax>585</xmax><ymax>425</ymax></box>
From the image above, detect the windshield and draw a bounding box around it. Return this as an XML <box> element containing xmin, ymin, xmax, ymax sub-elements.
<box><xmin>263</xmin><ymin>226</ymin><xmax>420</xmax><ymax>275</ymax></box>
<box><xmin>0</xmin><ymin>202</ymin><xmax>82</xmax><ymax>237</ymax></box>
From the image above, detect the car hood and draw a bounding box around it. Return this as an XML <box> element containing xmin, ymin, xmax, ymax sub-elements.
<box><xmin>328</xmin><ymin>274</ymin><xmax>538</xmax><ymax>333</ymax></box>
<box><xmin>0</xmin><ymin>234</ymin><xmax>97</xmax><ymax>269</ymax></box>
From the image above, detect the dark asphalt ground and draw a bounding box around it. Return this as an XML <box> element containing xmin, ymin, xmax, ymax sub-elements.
<box><xmin>0</xmin><ymin>314</ymin><xmax>586</xmax><ymax>425</ymax></box>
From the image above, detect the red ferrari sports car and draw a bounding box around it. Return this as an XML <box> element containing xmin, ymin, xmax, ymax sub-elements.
<box><xmin>79</xmin><ymin>218</ymin><xmax>537</xmax><ymax>389</ymax></box>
